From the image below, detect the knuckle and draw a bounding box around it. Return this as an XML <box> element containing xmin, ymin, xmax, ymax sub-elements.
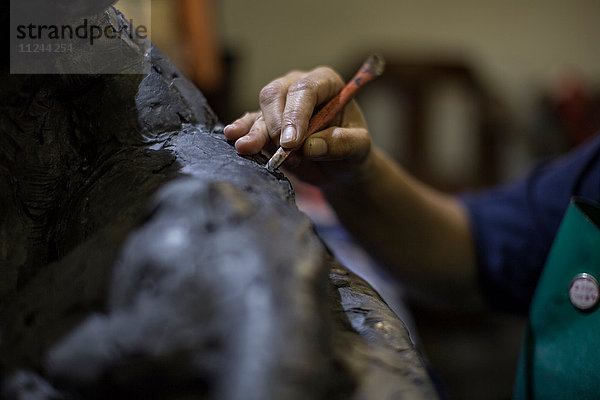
<box><xmin>332</xmin><ymin>128</ymin><xmax>354</xmax><ymax>153</ymax></box>
<box><xmin>259</xmin><ymin>81</ymin><xmax>284</xmax><ymax>105</ymax></box>
<box><xmin>249</xmin><ymin>119</ymin><xmax>266</xmax><ymax>133</ymax></box>
<box><xmin>266</xmin><ymin>123</ymin><xmax>282</xmax><ymax>138</ymax></box>
<box><xmin>313</xmin><ymin>65</ymin><xmax>334</xmax><ymax>76</ymax></box>
<box><xmin>333</xmin><ymin>127</ymin><xmax>370</xmax><ymax>159</ymax></box>
<box><xmin>285</xmin><ymin>69</ymin><xmax>304</xmax><ymax>78</ymax></box>
<box><xmin>314</xmin><ymin>66</ymin><xmax>344</xmax><ymax>85</ymax></box>
<box><xmin>282</xmin><ymin>109</ymin><xmax>305</xmax><ymax>126</ymax></box>
<box><xmin>288</xmin><ymin>78</ymin><xmax>318</xmax><ymax>95</ymax></box>
<box><xmin>332</xmin><ymin>127</ymin><xmax>349</xmax><ymax>143</ymax></box>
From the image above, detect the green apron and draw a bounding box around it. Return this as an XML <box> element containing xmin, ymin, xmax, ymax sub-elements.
<box><xmin>514</xmin><ymin>198</ymin><xmax>600</xmax><ymax>399</ymax></box>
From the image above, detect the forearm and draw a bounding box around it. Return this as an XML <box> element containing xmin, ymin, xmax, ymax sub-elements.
<box><xmin>224</xmin><ymin>65</ymin><xmax>481</xmax><ymax>302</ymax></box>
<box><xmin>322</xmin><ymin>147</ymin><xmax>479</xmax><ymax>300</ymax></box>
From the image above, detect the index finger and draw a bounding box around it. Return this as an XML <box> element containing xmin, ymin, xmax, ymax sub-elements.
<box><xmin>279</xmin><ymin>67</ymin><xmax>345</xmax><ymax>148</ymax></box>
<box><xmin>258</xmin><ymin>71</ymin><xmax>304</xmax><ymax>145</ymax></box>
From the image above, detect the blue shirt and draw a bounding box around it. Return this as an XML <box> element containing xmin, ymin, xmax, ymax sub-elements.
<box><xmin>460</xmin><ymin>134</ymin><xmax>600</xmax><ymax>314</ymax></box>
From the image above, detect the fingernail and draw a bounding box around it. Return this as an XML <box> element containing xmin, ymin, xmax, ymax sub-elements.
<box><xmin>281</xmin><ymin>126</ymin><xmax>296</xmax><ymax>146</ymax></box>
<box><xmin>224</xmin><ymin>124</ymin><xmax>234</xmax><ymax>134</ymax></box>
<box><xmin>236</xmin><ymin>136</ymin><xmax>250</xmax><ymax>144</ymax></box>
<box><xmin>307</xmin><ymin>138</ymin><xmax>327</xmax><ymax>157</ymax></box>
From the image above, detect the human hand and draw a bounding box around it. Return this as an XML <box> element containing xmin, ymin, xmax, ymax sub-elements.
<box><xmin>224</xmin><ymin>67</ymin><xmax>374</xmax><ymax>186</ymax></box>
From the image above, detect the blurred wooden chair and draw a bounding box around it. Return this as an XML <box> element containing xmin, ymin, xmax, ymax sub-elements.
<box><xmin>355</xmin><ymin>57</ymin><xmax>507</xmax><ymax>191</ymax></box>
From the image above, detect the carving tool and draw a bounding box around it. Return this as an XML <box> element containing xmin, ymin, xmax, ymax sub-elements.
<box><xmin>265</xmin><ymin>54</ymin><xmax>385</xmax><ymax>171</ymax></box>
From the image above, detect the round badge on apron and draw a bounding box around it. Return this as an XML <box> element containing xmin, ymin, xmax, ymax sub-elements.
<box><xmin>569</xmin><ymin>273</ymin><xmax>599</xmax><ymax>310</ymax></box>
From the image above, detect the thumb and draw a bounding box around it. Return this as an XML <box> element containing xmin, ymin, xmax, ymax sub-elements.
<box><xmin>302</xmin><ymin>126</ymin><xmax>371</xmax><ymax>163</ymax></box>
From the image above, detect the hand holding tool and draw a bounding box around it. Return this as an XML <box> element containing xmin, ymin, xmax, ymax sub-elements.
<box><xmin>266</xmin><ymin>54</ymin><xmax>385</xmax><ymax>171</ymax></box>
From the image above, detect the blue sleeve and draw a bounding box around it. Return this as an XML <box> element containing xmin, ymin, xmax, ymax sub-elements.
<box><xmin>460</xmin><ymin>133</ymin><xmax>600</xmax><ymax>314</ymax></box>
